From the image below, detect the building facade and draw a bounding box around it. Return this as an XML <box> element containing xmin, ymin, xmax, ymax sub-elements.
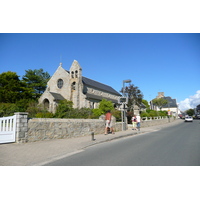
<box><xmin>38</xmin><ymin>60</ymin><xmax>121</xmax><ymax>113</ymax></box>
<box><xmin>150</xmin><ymin>92</ymin><xmax>179</xmax><ymax>117</ymax></box>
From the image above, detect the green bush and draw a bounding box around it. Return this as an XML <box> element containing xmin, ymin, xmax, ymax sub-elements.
<box><xmin>35</xmin><ymin>112</ymin><xmax>54</xmax><ymax>118</ymax></box>
<box><xmin>149</xmin><ymin>110</ymin><xmax>158</xmax><ymax>117</ymax></box>
<box><xmin>26</xmin><ymin>101</ymin><xmax>44</xmax><ymax>118</ymax></box>
<box><xmin>140</xmin><ymin>112</ymin><xmax>150</xmax><ymax>118</ymax></box>
<box><xmin>67</xmin><ymin>107</ymin><xmax>94</xmax><ymax>119</ymax></box>
<box><xmin>140</xmin><ymin>110</ymin><xmax>168</xmax><ymax>119</ymax></box>
<box><xmin>54</xmin><ymin>100</ymin><xmax>73</xmax><ymax>118</ymax></box>
<box><xmin>158</xmin><ymin>110</ymin><xmax>167</xmax><ymax>117</ymax></box>
<box><xmin>111</xmin><ymin>109</ymin><xmax>121</xmax><ymax>121</ymax></box>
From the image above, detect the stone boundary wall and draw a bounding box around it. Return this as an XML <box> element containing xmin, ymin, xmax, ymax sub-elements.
<box><xmin>128</xmin><ymin>117</ymin><xmax>176</xmax><ymax>129</ymax></box>
<box><xmin>27</xmin><ymin>118</ymin><xmax>122</xmax><ymax>142</ymax></box>
<box><xmin>15</xmin><ymin>112</ymin><xmax>176</xmax><ymax>143</ymax></box>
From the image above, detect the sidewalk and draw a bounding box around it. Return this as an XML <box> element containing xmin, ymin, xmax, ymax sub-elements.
<box><xmin>0</xmin><ymin>119</ymin><xmax>183</xmax><ymax>166</ymax></box>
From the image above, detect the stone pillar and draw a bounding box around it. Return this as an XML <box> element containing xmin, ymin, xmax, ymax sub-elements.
<box><xmin>14</xmin><ymin>112</ymin><xmax>28</xmax><ymax>143</ymax></box>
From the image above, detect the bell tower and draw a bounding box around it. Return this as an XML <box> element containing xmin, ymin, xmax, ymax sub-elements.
<box><xmin>69</xmin><ymin>60</ymin><xmax>83</xmax><ymax>108</ymax></box>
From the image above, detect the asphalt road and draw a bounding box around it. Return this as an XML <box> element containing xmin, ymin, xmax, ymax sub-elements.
<box><xmin>45</xmin><ymin>120</ymin><xmax>200</xmax><ymax>166</ymax></box>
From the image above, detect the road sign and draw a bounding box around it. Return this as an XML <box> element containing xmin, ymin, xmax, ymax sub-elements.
<box><xmin>118</xmin><ymin>97</ymin><xmax>128</xmax><ymax>104</ymax></box>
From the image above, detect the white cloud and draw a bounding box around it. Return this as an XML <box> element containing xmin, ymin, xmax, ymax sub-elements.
<box><xmin>178</xmin><ymin>90</ymin><xmax>200</xmax><ymax>111</ymax></box>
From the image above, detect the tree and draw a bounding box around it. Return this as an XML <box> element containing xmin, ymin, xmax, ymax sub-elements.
<box><xmin>0</xmin><ymin>71</ymin><xmax>31</xmax><ymax>103</ymax></box>
<box><xmin>22</xmin><ymin>69</ymin><xmax>50</xmax><ymax>99</ymax></box>
<box><xmin>186</xmin><ymin>109</ymin><xmax>195</xmax><ymax>116</ymax></box>
<box><xmin>99</xmin><ymin>99</ymin><xmax>114</xmax><ymax>113</ymax></box>
<box><xmin>92</xmin><ymin>99</ymin><xmax>114</xmax><ymax>117</ymax></box>
<box><xmin>120</xmin><ymin>84</ymin><xmax>143</xmax><ymax>111</ymax></box>
<box><xmin>142</xmin><ymin>99</ymin><xmax>150</xmax><ymax>109</ymax></box>
<box><xmin>152</xmin><ymin>98</ymin><xmax>168</xmax><ymax>110</ymax></box>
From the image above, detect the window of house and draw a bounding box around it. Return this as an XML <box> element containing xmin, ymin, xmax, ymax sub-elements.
<box><xmin>57</xmin><ymin>79</ymin><xmax>63</xmax><ymax>89</ymax></box>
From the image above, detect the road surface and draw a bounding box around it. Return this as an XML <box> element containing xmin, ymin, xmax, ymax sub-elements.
<box><xmin>45</xmin><ymin>120</ymin><xmax>200</xmax><ymax>166</ymax></box>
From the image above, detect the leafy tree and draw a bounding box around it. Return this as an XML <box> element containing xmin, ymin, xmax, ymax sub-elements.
<box><xmin>120</xmin><ymin>84</ymin><xmax>143</xmax><ymax>111</ymax></box>
<box><xmin>142</xmin><ymin>99</ymin><xmax>150</xmax><ymax>109</ymax></box>
<box><xmin>22</xmin><ymin>69</ymin><xmax>50</xmax><ymax>99</ymax></box>
<box><xmin>98</xmin><ymin>99</ymin><xmax>114</xmax><ymax>113</ymax></box>
<box><xmin>92</xmin><ymin>99</ymin><xmax>115</xmax><ymax>118</ymax></box>
<box><xmin>91</xmin><ymin>99</ymin><xmax>121</xmax><ymax>120</ymax></box>
<box><xmin>186</xmin><ymin>109</ymin><xmax>195</xmax><ymax>116</ymax></box>
<box><xmin>152</xmin><ymin>98</ymin><xmax>168</xmax><ymax>110</ymax></box>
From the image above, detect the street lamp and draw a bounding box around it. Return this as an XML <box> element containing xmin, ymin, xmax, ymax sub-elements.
<box><xmin>121</xmin><ymin>79</ymin><xmax>131</xmax><ymax>131</ymax></box>
<box><xmin>123</xmin><ymin>79</ymin><xmax>132</xmax><ymax>96</ymax></box>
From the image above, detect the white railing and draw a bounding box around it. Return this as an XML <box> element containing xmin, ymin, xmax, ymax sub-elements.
<box><xmin>142</xmin><ymin>116</ymin><xmax>168</xmax><ymax>121</ymax></box>
<box><xmin>0</xmin><ymin>115</ymin><xmax>16</xmax><ymax>143</ymax></box>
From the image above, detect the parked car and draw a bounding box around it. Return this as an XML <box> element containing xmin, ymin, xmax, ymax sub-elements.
<box><xmin>185</xmin><ymin>116</ymin><xmax>193</xmax><ymax>122</ymax></box>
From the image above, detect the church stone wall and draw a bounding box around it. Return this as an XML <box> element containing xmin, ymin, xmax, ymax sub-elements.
<box><xmin>47</xmin><ymin>66</ymin><xmax>71</xmax><ymax>100</ymax></box>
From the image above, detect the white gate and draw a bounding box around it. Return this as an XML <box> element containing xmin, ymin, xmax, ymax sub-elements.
<box><xmin>0</xmin><ymin>115</ymin><xmax>16</xmax><ymax>144</ymax></box>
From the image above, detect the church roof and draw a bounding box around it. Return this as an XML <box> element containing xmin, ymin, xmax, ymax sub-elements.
<box><xmin>49</xmin><ymin>92</ymin><xmax>65</xmax><ymax>100</ymax></box>
<box><xmin>82</xmin><ymin>76</ymin><xmax>121</xmax><ymax>96</ymax></box>
<box><xmin>86</xmin><ymin>93</ymin><xmax>119</xmax><ymax>103</ymax></box>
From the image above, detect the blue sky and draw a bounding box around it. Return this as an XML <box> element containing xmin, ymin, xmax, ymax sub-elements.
<box><xmin>0</xmin><ymin>33</ymin><xmax>200</xmax><ymax>111</ymax></box>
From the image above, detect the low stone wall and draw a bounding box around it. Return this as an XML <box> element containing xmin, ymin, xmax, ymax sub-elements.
<box><xmin>128</xmin><ymin>117</ymin><xmax>176</xmax><ymax>129</ymax></box>
<box><xmin>27</xmin><ymin>118</ymin><xmax>122</xmax><ymax>142</ymax></box>
<box><xmin>15</xmin><ymin>112</ymin><xmax>176</xmax><ymax>143</ymax></box>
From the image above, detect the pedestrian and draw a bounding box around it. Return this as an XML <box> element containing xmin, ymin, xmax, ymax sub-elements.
<box><xmin>136</xmin><ymin>114</ymin><xmax>141</xmax><ymax>131</ymax></box>
<box><xmin>132</xmin><ymin>115</ymin><xmax>137</xmax><ymax>130</ymax></box>
<box><xmin>104</xmin><ymin>110</ymin><xmax>115</xmax><ymax>135</ymax></box>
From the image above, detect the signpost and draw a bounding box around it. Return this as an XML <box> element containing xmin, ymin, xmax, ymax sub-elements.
<box><xmin>119</xmin><ymin>97</ymin><xmax>128</xmax><ymax>131</ymax></box>
<box><xmin>121</xmin><ymin>79</ymin><xmax>131</xmax><ymax>131</ymax></box>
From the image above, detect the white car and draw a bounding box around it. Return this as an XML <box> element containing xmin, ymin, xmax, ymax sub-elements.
<box><xmin>185</xmin><ymin>116</ymin><xmax>193</xmax><ymax>122</ymax></box>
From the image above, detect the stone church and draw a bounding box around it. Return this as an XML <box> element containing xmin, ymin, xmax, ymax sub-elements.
<box><xmin>38</xmin><ymin>60</ymin><xmax>121</xmax><ymax>113</ymax></box>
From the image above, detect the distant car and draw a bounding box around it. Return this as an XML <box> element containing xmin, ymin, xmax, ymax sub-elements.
<box><xmin>195</xmin><ymin>114</ymin><xmax>200</xmax><ymax>119</ymax></box>
<box><xmin>185</xmin><ymin>116</ymin><xmax>193</xmax><ymax>122</ymax></box>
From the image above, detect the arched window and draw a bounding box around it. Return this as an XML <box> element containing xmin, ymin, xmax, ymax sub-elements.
<box><xmin>57</xmin><ymin>79</ymin><xmax>63</xmax><ymax>89</ymax></box>
<box><xmin>75</xmin><ymin>70</ymin><xmax>78</xmax><ymax>78</ymax></box>
<box><xmin>71</xmin><ymin>71</ymin><xmax>74</xmax><ymax>78</ymax></box>
<box><xmin>43</xmin><ymin>99</ymin><xmax>50</xmax><ymax>109</ymax></box>
<box><xmin>71</xmin><ymin>82</ymin><xmax>76</xmax><ymax>90</ymax></box>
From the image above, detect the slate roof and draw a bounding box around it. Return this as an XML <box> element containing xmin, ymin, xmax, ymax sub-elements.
<box><xmin>162</xmin><ymin>97</ymin><xmax>177</xmax><ymax>108</ymax></box>
<box><xmin>86</xmin><ymin>93</ymin><xmax>119</xmax><ymax>103</ymax></box>
<box><xmin>82</xmin><ymin>76</ymin><xmax>121</xmax><ymax>96</ymax></box>
<box><xmin>65</xmin><ymin>69</ymin><xmax>121</xmax><ymax>96</ymax></box>
<box><xmin>50</xmin><ymin>92</ymin><xmax>65</xmax><ymax>100</ymax></box>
